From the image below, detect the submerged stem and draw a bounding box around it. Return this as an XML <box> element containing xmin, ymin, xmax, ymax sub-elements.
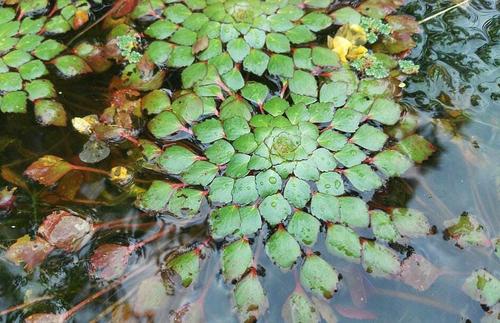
<box><xmin>0</xmin><ymin>296</ymin><xmax>53</xmax><ymax>317</ymax></box>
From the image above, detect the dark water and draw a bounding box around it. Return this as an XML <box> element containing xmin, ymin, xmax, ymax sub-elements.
<box><xmin>0</xmin><ymin>0</ymin><xmax>498</xmax><ymax>322</ymax></box>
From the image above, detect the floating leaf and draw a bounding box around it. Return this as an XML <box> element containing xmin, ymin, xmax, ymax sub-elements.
<box><xmin>208</xmin><ymin>176</ymin><xmax>234</xmax><ymax>204</ymax></box>
<box><xmin>300</xmin><ymin>254</ymin><xmax>338</xmax><ymax>299</ymax></box>
<box><xmin>232</xmin><ymin>176</ymin><xmax>258</xmax><ymax>205</ymax></box>
<box><xmin>332</xmin><ymin>108</ymin><xmax>363</xmax><ymax>133</ymax></box>
<box><xmin>259</xmin><ymin>193</ymin><xmax>291</xmax><ymax>226</ymax></box>
<box><xmin>399</xmin><ymin>253</ymin><xmax>441</xmax><ymax>291</ymax></box>
<box><xmin>462</xmin><ymin>269</ymin><xmax>500</xmax><ymax>307</ymax></box>
<box><xmin>316</xmin><ymin>172</ymin><xmax>344</xmax><ymax>196</ymax></box>
<box><xmin>243</xmin><ymin>49</ymin><xmax>269</xmax><ymax>76</ymax></box>
<box><xmin>209</xmin><ymin>205</ymin><xmax>241</xmax><ymax>239</ymax></box>
<box><xmin>5</xmin><ymin>235</ymin><xmax>53</xmax><ymax>271</ymax></box>
<box><xmin>444</xmin><ymin>213</ymin><xmax>490</xmax><ymax>248</ymax></box>
<box><xmin>234</xmin><ymin>271</ymin><xmax>268</xmax><ymax>322</ymax></box>
<box><xmin>370</xmin><ymin>210</ymin><xmax>399</xmax><ymax>242</ymax></box>
<box><xmin>34</xmin><ymin>100</ymin><xmax>67</xmax><ymax>127</ymax></box>
<box><xmin>344</xmin><ymin>164</ymin><xmax>382</xmax><ymax>192</ymax></box>
<box><xmin>158</xmin><ymin>145</ymin><xmax>198</xmax><ymax>174</ymax></box>
<box><xmin>205</xmin><ymin>140</ymin><xmax>235</xmax><ymax>164</ymax></box>
<box><xmin>148</xmin><ymin>111</ymin><xmax>184</xmax><ymax>138</ymax></box>
<box><xmin>133</xmin><ymin>274</ymin><xmax>169</xmax><ymax>316</ymax></box>
<box><xmin>265</xmin><ymin>226</ymin><xmax>301</xmax><ymax>269</ymax></box>
<box><xmin>181</xmin><ymin>161</ymin><xmax>218</xmax><ymax>186</ymax></box>
<box><xmin>310</xmin><ymin>193</ymin><xmax>339</xmax><ymax>222</ymax></box>
<box><xmin>24</xmin><ymin>155</ymin><xmax>73</xmax><ymax>186</ymax></box>
<box><xmin>0</xmin><ymin>91</ymin><xmax>27</xmax><ymax>113</ymax></box>
<box><xmin>372</xmin><ymin>150</ymin><xmax>412</xmax><ymax>177</ymax></box>
<box><xmin>284</xmin><ymin>177</ymin><xmax>311</xmax><ymax>209</ymax></box>
<box><xmin>167</xmin><ymin>188</ymin><xmax>205</xmax><ymax>218</ymax></box>
<box><xmin>326</xmin><ymin>224</ymin><xmax>361</xmax><ymax>262</ymax></box>
<box><xmin>339</xmin><ymin>196</ymin><xmax>369</xmax><ymax>228</ymax></box>
<box><xmin>136</xmin><ymin>180</ymin><xmax>176</xmax><ymax>212</ymax></box>
<box><xmin>255</xmin><ymin>169</ymin><xmax>282</xmax><ymax>198</ymax></box>
<box><xmin>289</xmin><ymin>70</ymin><xmax>317</xmax><ymax>97</ymax></box>
<box><xmin>396</xmin><ymin>134</ymin><xmax>436</xmax><ymax>163</ymax></box>
<box><xmin>391</xmin><ymin>208</ymin><xmax>431</xmax><ymax>238</ymax></box>
<box><xmin>351</xmin><ymin>124</ymin><xmax>388</xmax><ymax>151</ymax></box>
<box><xmin>165</xmin><ymin>249</ymin><xmax>201</xmax><ymax>288</ymax></box>
<box><xmin>361</xmin><ymin>241</ymin><xmax>400</xmax><ymax>277</ymax></box>
<box><xmin>38</xmin><ymin>210</ymin><xmax>94</xmax><ymax>252</ymax></box>
<box><xmin>53</xmin><ymin>55</ymin><xmax>92</xmax><ymax>77</ymax></box>
<box><xmin>287</xmin><ymin>211</ymin><xmax>320</xmax><ymax>246</ymax></box>
<box><xmin>89</xmin><ymin>244</ymin><xmax>130</xmax><ymax>281</ymax></box>
<box><xmin>222</xmin><ymin>238</ymin><xmax>252</xmax><ymax>281</ymax></box>
<box><xmin>282</xmin><ymin>289</ymin><xmax>320</xmax><ymax>323</ymax></box>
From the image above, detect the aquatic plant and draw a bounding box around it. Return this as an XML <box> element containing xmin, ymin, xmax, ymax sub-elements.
<box><xmin>1</xmin><ymin>0</ymin><xmax>497</xmax><ymax>322</ymax></box>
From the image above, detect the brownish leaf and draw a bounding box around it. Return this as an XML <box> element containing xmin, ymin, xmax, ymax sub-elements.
<box><xmin>192</xmin><ymin>36</ymin><xmax>209</xmax><ymax>55</ymax></box>
<box><xmin>1</xmin><ymin>167</ymin><xmax>29</xmax><ymax>191</ymax></box>
<box><xmin>5</xmin><ymin>235</ymin><xmax>54</xmax><ymax>271</ymax></box>
<box><xmin>89</xmin><ymin>244</ymin><xmax>131</xmax><ymax>281</ymax></box>
<box><xmin>57</xmin><ymin>172</ymin><xmax>84</xmax><ymax>200</ymax></box>
<box><xmin>24</xmin><ymin>155</ymin><xmax>73</xmax><ymax>186</ymax></box>
<box><xmin>37</xmin><ymin>210</ymin><xmax>94</xmax><ymax>252</ymax></box>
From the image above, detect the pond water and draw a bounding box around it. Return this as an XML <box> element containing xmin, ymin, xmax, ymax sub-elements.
<box><xmin>0</xmin><ymin>0</ymin><xmax>498</xmax><ymax>322</ymax></box>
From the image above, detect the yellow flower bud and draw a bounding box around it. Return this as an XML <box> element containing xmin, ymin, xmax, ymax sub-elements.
<box><xmin>328</xmin><ymin>36</ymin><xmax>352</xmax><ymax>63</ymax></box>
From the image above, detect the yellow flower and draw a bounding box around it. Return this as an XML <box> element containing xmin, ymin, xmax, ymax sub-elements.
<box><xmin>328</xmin><ymin>35</ymin><xmax>352</xmax><ymax>63</ymax></box>
<box><xmin>347</xmin><ymin>45</ymin><xmax>368</xmax><ymax>61</ymax></box>
<box><xmin>336</xmin><ymin>24</ymin><xmax>367</xmax><ymax>46</ymax></box>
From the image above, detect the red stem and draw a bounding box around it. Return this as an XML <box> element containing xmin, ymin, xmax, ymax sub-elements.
<box><xmin>70</xmin><ymin>165</ymin><xmax>110</xmax><ymax>176</ymax></box>
<box><xmin>131</xmin><ymin>226</ymin><xmax>174</xmax><ymax>250</ymax></box>
<box><xmin>63</xmin><ymin>265</ymin><xmax>149</xmax><ymax>320</ymax></box>
<box><xmin>0</xmin><ymin>296</ymin><xmax>53</xmax><ymax>316</ymax></box>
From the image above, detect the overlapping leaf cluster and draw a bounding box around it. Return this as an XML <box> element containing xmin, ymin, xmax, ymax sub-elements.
<box><xmin>0</xmin><ymin>0</ymin><xmax>95</xmax><ymax>125</ymax></box>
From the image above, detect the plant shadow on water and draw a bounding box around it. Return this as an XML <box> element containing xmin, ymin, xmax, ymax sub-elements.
<box><xmin>0</xmin><ymin>0</ymin><xmax>498</xmax><ymax>322</ymax></box>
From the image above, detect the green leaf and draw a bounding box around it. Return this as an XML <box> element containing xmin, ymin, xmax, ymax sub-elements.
<box><xmin>181</xmin><ymin>63</ymin><xmax>208</xmax><ymax>88</ymax></box>
<box><xmin>223</xmin><ymin>116</ymin><xmax>250</xmax><ymax>140</ymax></box>
<box><xmin>222</xmin><ymin>67</ymin><xmax>244</xmax><ymax>91</ymax></box>
<box><xmin>170</xmin><ymin>27</ymin><xmax>197</xmax><ymax>46</ymax></box>
<box><xmin>234</xmin><ymin>272</ymin><xmax>268</xmax><ymax>322</ymax></box>
<box><xmin>265</xmin><ymin>226</ymin><xmax>301</xmax><ymax>269</ymax></box>
<box><xmin>167</xmin><ymin>45</ymin><xmax>195</xmax><ymax>67</ymax></box>
<box><xmin>225</xmin><ymin>153</ymin><xmax>250</xmax><ymax>178</ymax></box>
<box><xmin>289</xmin><ymin>70</ymin><xmax>317</xmax><ymax>97</ymax></box>
<box><xmin>239</xmin><ymin>206</ymin><xmax>262</xmax><ymax>236</ymax></box>
<box><xmin>157</xmin><ymin>145</ymin><xmax>197</xmax><ymax>174</ymax></box>
<box><xmin>351</xmin><ymin>124</ymin><xmax>389</xmax><ymax>152</ymax></box>
<box><xmin>310</xmin><ymin>193</ymin><xmax>339</xmax><ymax>222</ymax></box>
<box><xmin>263</xmin><ymin>97</ymin><xmax>289</xmax><ymax>117</ymax></box>
<box><xmin>316</xmin><ymin>172</ymin><xmax>344</xmax><ymax>196</ymax></box>
<box><xmin>339</xmin><ymin>196</ymin><xmax>369</xmax><ymax>228</ymax></box>
<box><xmin>193</xmin><ymin>118</ymin><xmax>225</xmax><ymax>143</ymax></box>
<box><xmin>332</xmin><ymin>108</ymin><xmax>363</xmax><ymax>133</ymax></box>
<box><xmin>462</xmin><ymin>269</ymin><xmax>500</xmax><ymax>307</ymax></box>
<box><xmin>332</xmin><ymin>7</ymin><xmax>362</xmax><ymax>25</ymax></box>
<box><xmin>255</xmin><ymin>169</ymin><xmax>282</xmax><ymax>198</ymax></box>
<box><xmin>266</xmin><ymin>32</ymin><xmax>290</xmax><ymax>53</ymax></box>
<box><xmin>268</xmin><ymin>53</ymin><xmax>294</xmax><ymax>78</ymax></box>
<box><xmin>142</xmin><ymin>89</ymin><xmax>171</xmax><ymax>115</ymax></box>
<box><xmin>0</xmin><ymin>72</ymin><xmax>22</xmax><ymax>92</ymax></box>
<box><xmin>282</xmin><ymin>290</ymin><xmax>320</xmax><ymax>323</ymax></box>
<box><xmin>286</xmin><ymin>25</ymin><xmax>315</xmax><ymax>44</ymax></box>
<box><xmin>284</xmin><ymin>177</ymin><xmax>311</xmax><ymax>209</ymax></box>
<box><xmin>326</xmin><ymin>224</ymin><xmax>361</xmax><ymax>262</ymax></box>
<box><xmin>243</xmin><ymin>49</ymin><xmax>269</xmax><ymax>76</ymax></box>
<box><xmin>370</xmin><ymin>210</ymin><xmax>399</xmax><ymax>242</ymax></box>
<box><xmin>345</xmin><ymin>92</ymin><xmax>374</xmax><ymax>113</ymax></box>
<box><xmin>301</xmin><ymin>12</ymin><xmax>332</xmax><ymax>31</ymax></box>
<box><xmin>0</xmin><ymin>7</ymin><xmax>15</xmax><ymax>24</ymax></box>
<box><xmin>361</xmin><ymin>241</ymin><xmax>401</xmax><ymax>277</ymax></box>
<box><xmin>165</xmin><ymin>3</ymin><xmax>192</xmax><ymax>23</ymax></box>
<box><xmin>334</xmin><ymin>144</ymin><xmax>366</xmax><ymax>167</ymax></box>
<box><xmin>312</xmin><ymin>47</ymin><xmax>339</xmax><ymax>67</ymax></box>
<box><xmin>232</xmin><ymin>176</ymin><xmax>258</xmax><ymax>205</ymax></box>
<box><xmin>219</xmin><ymin>96</ymin><xmax>252</xmax><ymax>121</ymax></box>
<box><xmin>344</xmin><ymin>164</ymin><xmax>383</xmax><ymax>192</ymax></box>
<box><xmin>208</xmin><ymin>176</ymin><xmax>234</xmax><ymax>204</ymax></box>
<box><xmin>319</xmin><ymin>82</ymin><xmax>348</xmax><ymax>107</ymax></box>
<box><xmin>167</xmin><ymin>188</ymin><xmax>205</xmax><ymax>218</ymax></box>
<box><xmin>268</xmin><ymin>14</ymin><xmax>294</xmax><ymax>32</ymax></box>
<box><xmin>244</xmin><ymin>28</ymin><xmax>266</xmax><ymax>48</ymax></box>
<box><xmin>0</xmin><ymin>91</ymin><xmax>27</xmax><ymax>113</ymax></box>
<box><xmin>317</xmin><ymin>130</ymin><xmax>347</xmax><ymax>151</ymax></box>
<box><xmin>19</xmin><ymin>17</ymin><xmax>46</xmax><ymax>35</ymax></box>
<box><xmin>181</xmin><ymin>161</ymin><xmax>218</xmax><ymax>186</ymax></box>
<box><xmin>172</xmin><ymin>93</ymin><xmax>203</xmax><ymax>124</ymax></box>
<box><xmin>444</xmin><ymin>213</ymin><xmax>490</xmax><ymax>248</ymax></box>
<box><xmin>391</xmin><ymin>208</ymin><xmax>431</xmax><ymax>238</ymax></box>
<box><xmin>53</xmin><ymin>55</ymin><xmax>92</xmax><ymax>77</ymax></box>
<box><xmin>308</xmin><ymin>103</ymin><xmax>333</xmax><ymax>123</ymax></box>
<box><xmin>144</xmin><ymin>20</ymin><xmax>177</xmax><ymax>39</ymax></box>
<box><xmin>241</xmin><ymin>82</ymin><xmax>269</xmax><ymax>105</ymax></box>
<box><xmin>205</xmin><ymin>139</ymin><xmax>235</xmax><ymax>164</ymax></box>
<box><xmin>311</xmin><ymin>148</ymin><xmax>337</xmax><ymax>171</ymax></box>
<box><xmin>294</xmin><ymin>160</ymin><xmax>319</xmax><ymax>181</ymax></box>
<box><xmin>395</xmin><ymin>134</ymin><xmax>436</xmax><ymax>163</ymax></box>
<box><xmin>145</xmin><ymin>41</ymin><xmax>172</xmax><ymax>66</ymax></box>
<box><xmin>233</xmin><ymin>133</ymin><xmax>258</xmax><ymax>154</ymax></box>
<box><xmin>33</xmin><ymin>100</ymin><xmax>66</xmax><ymax>127</ymax></box>
<box><xmin>148</xmin><ymin>111</ymin><xmax>184</xmax><ymax>139</ymax></box>
<box><xmin>259</xmin><ymin>193</ymin><xmax>291</xmax><ymax>226</ymax></box>
<box><xmin>33</xmin><ymin>39</ymin><xmax>66</xmax><ymax>61</ymax></box>
<box><xmin>287</xmin><ymin>211</ymin><xmax>320</xmax><ymax>246</ymax></box>
<box><xmin>19</xmin><ymin>59</ymin><xmax>48</xmax><ymax>80</ymax></box>
<box><xmin>209</xmin><ymin>205</ymin><xmax>241</xmax><ymax>239</ymax></box>
<box><xmin>293</xmin><ymin>48</ymin><xmax>314</xmax><ymax>70</ymax></box>
<box><xmin>300</xmin><ymin>254</ymin><xmax>338</xmax><ymax>299</ymax></box>
<box><xmin>166</xmin><ymin>250</ymin><xmax>200</xmax><ymax>287</ymax></box>
<box><xmin>286</xmin><ymin>103</ymin><xmax>310</xmax><ymax>125</ymax></box>
<box><xmin>3</xmin><ymin>50</ymin><xmax>32</xmax><ymax>69</ymax></box>
<box><xmin>369</xmin><ymin>98</ymin><xmax>401</xmax><ymax>125</ymax></box>
<box><xmin>136</xmin><ymin>180</ymin><xmax>175</xmax><ymax>212</ymax></box>
<box><xmin>220</xmin><ymin>23</ymin><xmax>239</xmax><ymax>42</ymax></box>
<box><xmin>222</xmin><ymin>238</ymin><xmax>252</xmax><ymax>281</ymax></box>
<box><xmin>25</xmin><ymin>79</ymin><xmax>56</xmax><ymax>101</ymax></box>
<box><xmin>227</xmin><ymin>37</ymin><xmax>250</xmax><ymax>62</ymax></box>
